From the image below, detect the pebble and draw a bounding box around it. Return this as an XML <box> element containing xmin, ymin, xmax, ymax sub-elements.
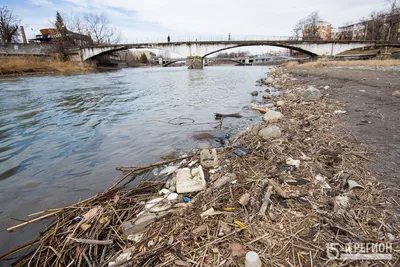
<box><xmin>263</xmin><ymin>110</ymin><xmax>284</xmax><ymax>123</ymax></box>
<box><xmin>302</xmin><ymin>86</ymin><xmax>322</xmax><ymax>101</ymax></box>
<box><xmin>392</xmin><ymin>90</ymin><xmax>400</xmax><ymax>98</ymax></box>
<box><xmin>258</xmin><ymin>126</ymin><xmax>282</xmax><ymax>140</ymax></box>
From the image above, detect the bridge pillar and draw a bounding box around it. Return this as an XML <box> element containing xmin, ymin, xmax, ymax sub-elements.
<box><xmin>186</xmin><ymin>56</ymin><xmax>203</xmax><ymax>69</ymax></box>
<box><xmin>158</xmin><ymin>58</ymin><xmax>163</xmax><ymax>65</ymax></box>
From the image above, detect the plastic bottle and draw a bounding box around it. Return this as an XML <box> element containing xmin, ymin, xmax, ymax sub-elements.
<box><xmin>245</xmin><ymin>251</ymin><xmax>262</xmax><ymax>267</ymax></box>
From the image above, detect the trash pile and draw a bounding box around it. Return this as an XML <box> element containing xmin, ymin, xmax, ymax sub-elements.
<box><xmin>2</xmin><ymin>69</ymin><xmax>399</xmax><ymax>266</ymax></box>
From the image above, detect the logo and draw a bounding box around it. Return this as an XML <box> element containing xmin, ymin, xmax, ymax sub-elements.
<box><xmin>327</xmin><ymin>243</ymin><xmax>393</xmax><ymax>260</ymax></box>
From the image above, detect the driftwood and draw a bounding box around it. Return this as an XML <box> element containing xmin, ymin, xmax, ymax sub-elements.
<box><xmin>251</xmin><ymin>106</ymin><xmax>268</xmax><ymax>113</ymax></box>
<box><xmin>214</xmin><ymin>113</ymin><xmax>242</xmax><ymax>119</ymax></box>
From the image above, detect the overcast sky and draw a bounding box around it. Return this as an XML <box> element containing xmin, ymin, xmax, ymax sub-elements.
<box><xmin>0</xmin><ymin>0</ymin><xmax>389</xmax><ymax>43</ymax></box>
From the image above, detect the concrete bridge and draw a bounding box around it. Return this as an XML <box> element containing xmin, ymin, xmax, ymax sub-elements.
<box><xmin>79</xmin><ymin>38</ymin><xmax>399</xmax><ymax>69</ymax></box>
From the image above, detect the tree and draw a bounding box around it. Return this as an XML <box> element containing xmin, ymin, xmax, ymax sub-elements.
<box><xmin>293</xmin><ymin>11</ymin><xmax>325</xmax><ymax>40</ymax></box>
<box><xmin>82</xmin><ymin>13</ymin><xmax>120</xmax><ymax>44</ymax></box>
<box><xmin>0</xmin><ymin>6</ymin><xmax>20</xmax><ymax>44</ymax></box>
<box><xmin>138</xmin><ymin>53</ymin><xmax>149</xmax><ymax>64</ymax></box>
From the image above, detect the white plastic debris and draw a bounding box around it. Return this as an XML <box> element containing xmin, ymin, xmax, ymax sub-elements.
<box><xmin>176</xmin><ymin>166</ymin><xmax>206</xmax><ymax>193</ymax></box>
<box><xmin>200</xmin><ymin>207</ymin><xmax>216</xmax><ymax>218</ymax></box>
<box><xmin>286</xmin><ymin>157</ymin><xmax>300</xmax><ymax>168</ymax></box>
<box><xmin>145</xmin><ymin>198</ymin><xmax>171</xmax><ymax>212</ymax></box>
<box><xmin>334</xmin><ymin>110</ymin><xmax>347</xmax><ymax>114</ymax></box>
<box><xmin>245</xmin><ymin>251</ymin><xmax>262</xmax><ymax>267</ymax></box>
<box><xmin>167</xmin><ymin>192</ymin><xmax>179</xmax><ymax>200</ymax></box>
<box><xmin>127</xmin><ymin>233</ymin><xmax>143</xmax><ymax>243</ymax></box>
<box><xmin>108</xmin><ymin>251</ymin><xmax>132</xmax><ymax>266</ymax></box>
<box><xmin>334</xmin><ymin>195</ymin><xmax>350</xmax><ymax>215</ymax></box>
<box><xmin>158</xmin><ymin>188</ymin><xmax>171</xmax><ymax>195</ymax></box>
<box><xmin>347</xmin><ymin>180</ymin><xmax>364</xmax><ymax>190</ymax></box>
<box><xmin>315</xmin><ymin>174</ymin><xmax>331</xmax><ymax>189</ymax></box>
<box><xmin>159</xmin><ymin>166</ymin><xmax>178</xmax><ymax>176</ymax></box>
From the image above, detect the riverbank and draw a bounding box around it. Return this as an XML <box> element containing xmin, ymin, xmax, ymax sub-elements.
<box><xmin>0</xmin><ymin>57</ymin><xmax>94</xmax><ymax>76</ymax></box>
<box><xmin>2</xmin><ymin>67</ymin><xmax>399</xmax><ymax>266</ymax></box>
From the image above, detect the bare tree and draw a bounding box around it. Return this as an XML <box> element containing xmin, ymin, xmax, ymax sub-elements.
<box><xmin>293</xmin><ymin>11</ymin><xmax>326</xmax><ymax>40</ymax></box>
<box><xmin>83</xmin><ymin>13</ymin><xmax>121</xmax><ymax>44</ymax></box>
<box><xmin>0</xmin><ymin>6</ymin><xmax>20</xmax><ymax>44</ymax></box>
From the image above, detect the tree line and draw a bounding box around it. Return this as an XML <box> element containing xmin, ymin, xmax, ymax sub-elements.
<box><xmin>0</xmin><ymin>6</ymin><xmax>121</xmax><ymax>45</ymax></box>
<box><xmin>294</xmin><ymin>0</ymin><xmax>400</xmax><ymax>41</ymax></box>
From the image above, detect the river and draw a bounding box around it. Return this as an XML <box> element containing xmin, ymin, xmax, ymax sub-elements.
<box><xmin>0</xmin><ymin>66</ymin><xmax>270</xmax><ymax>258</ymax></box>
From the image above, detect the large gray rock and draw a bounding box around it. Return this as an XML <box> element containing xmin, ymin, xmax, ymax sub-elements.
<box><xmin>392</xmin><ymin>90</ymin><xmax>400</xmax><ymax>98</ymax></box>
<box><xmin>200</xmin><ymin>148</ymin><xmax>219</xmax><ymax>168</ymax></box>
<box><xmin>263</xmin><ymin>110</ymin><xmax>284</xmax><ymax>123</ymax></box>
<box><xmin>258</xmin><ymin>126</ymin><xmax>282</xmax><ymax>140</ymax></box>
<box><xmin>302</xmin><ymin>86</ymin><xmax>322</xmax><ymax>101</ymax></box>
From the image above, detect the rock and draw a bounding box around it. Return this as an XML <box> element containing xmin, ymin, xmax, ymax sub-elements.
<box><xmin>263</xmin><ymin>77</ymin><xmax>274</xmax><ymax>85</ymax></box>
<box><xmin>274</xmin><ymin>85</ymin><xmax>281</xmax><ymax>90</ymax></box>
<box><xmin>192</xmin><ymin>224</ymin><xmax>207</xmax><ymax>236</ymax></box>
<box><xmin>200</xmin><ymin>148</ymin><xmax>219</xmax><ymax>168</ymax></box>
<box><xmin>262</xmin><ymin>94</ymin><xmax>271</xmax><ymax>99</ymax></box>
<box><xmin>276</xmin><ymin>100</ymin><xmax>284</xmax><ymax>107</ymax></box>
<box><xmin>212</xmin><ymin>173</ymin><xmax>237</xmax><ymax>189</ymax></box>
<box><xmin>263</xmin><ymin>110</ymin><xmax>284</xmax><ymax>123</ymax></box>
<box><xmin>265</xmin><ymin>88</ymin><xmax>270</xmax><ymax>93</ymax></box>
<box><xmin>192</xmin><ymin>132</ymin><xmax>213</xmax><ymax>140</ymax></box>
<box><xmin>238</xmin><ymin>193</ymin><xmax>250</xmax><ymax>206</ymax></box>
<box><xmin>392</xmin><ymin>90</ymin><xmax>400</xmax><ymax>98</ymax></box>
<box><xmin>258</xmin><ymin>126</ymin><xmax>281</xmax><ymax>140</ymax></box>
<box><xmin>175</xmin><ymin>166</ymin><xmax>206</xmax><ymax>193</ymax></box>
<box><xmin>251</xmin><ymin>91</ymin><xmax>258</xmax><ymax>96</ymax></box>
<box><xmin>264</xmin><ymin>103</ymin><xmax>275</xmax><ymax>108</ymax></box>
<box><xmin>324</xmin><ymin>85</ymin><xmax>330</xmax><ymax>90</ymax></box>
<box><xmin>302</xmin><ymin>86</ymin><xmax>322</xmax><ymax>101</ymax></box>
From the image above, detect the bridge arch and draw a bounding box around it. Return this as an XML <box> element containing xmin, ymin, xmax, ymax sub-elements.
<box><xmin>201</xmin><ymin>43</ymin><xmax>318</xmax><ymax>59</ymax></box>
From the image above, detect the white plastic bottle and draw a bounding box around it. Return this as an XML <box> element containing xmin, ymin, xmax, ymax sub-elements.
<box><xmin>245</xmin><ymin>251</ymin><xmax>262</xmax><ymax>267</ymax></box>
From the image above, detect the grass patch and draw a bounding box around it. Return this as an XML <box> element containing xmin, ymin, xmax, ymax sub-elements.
<box><xmin>284</xmin><ymin>59</ymin><xmax>400</xmax><ymax>68</ymax></box>
<box><xmin>0</xmin><ymin>57</ymin><xmax>94</xmax><ymax>76</ymax></box>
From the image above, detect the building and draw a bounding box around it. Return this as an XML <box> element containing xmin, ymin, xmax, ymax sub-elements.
<box><xmin>303</xmin><ymin>23</ymin><xmax>332</xmax><ymax>40</ymax></box>
<box><xmin>29</xmin><ymin>28</ymin><xmax>93</xmax><ymax>47</ymax></box>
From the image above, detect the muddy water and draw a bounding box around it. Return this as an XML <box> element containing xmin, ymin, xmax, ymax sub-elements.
<box><xmin>0</xmin><ymin>66</ymin><xmax>270</xmax><ymax>258</ymax></box>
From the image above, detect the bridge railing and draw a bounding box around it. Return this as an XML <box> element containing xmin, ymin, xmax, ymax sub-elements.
<box><xmin>123</xmin><ymin>35</ymin><xmax>301</xmax><ymax>44</ymax></box>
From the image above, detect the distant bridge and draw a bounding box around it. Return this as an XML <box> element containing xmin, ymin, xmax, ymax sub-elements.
<box><xmin>78</xmin><ymin>37</ymin><xmax>400</xmax><ymax>69</ymax></box>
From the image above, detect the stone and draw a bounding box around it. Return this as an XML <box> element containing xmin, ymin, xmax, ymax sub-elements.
<box><xmin>238</xmin><ymin>193</ymin><xmax>251</xmax><ymax>206</ymax></box>
<box><xmin>263</xmin><ymin>77</ymin><xmax>274</xmax><ymax>85</ymax></box>
<box><xmin>262</xmin><ymin>94</ymin><xmax>271</xmax><ymax>99</ymax></box>
<box><xmin>175</xmin><ymin>166</ymin><xmax>206</xmax><ymax>193</ymax></box>
<box><xmin>265</xmin><ymin>88</ymin><xmax>271</xmax><ymax>93</ymax></box>
<box><xmin>324</xmin><ymin>85</ymin><xmax>330</xmax><ymax>90</ymax></box>
<box><xmin>192</xmin><ymin>132</ymin><xmax>213</xmax><ymax>140</ymax></box>
<box><xmin>263</xmin><ymin>110</ymin><xmax>284</xmax><ymax>123</ymax></box>
<box><xmin>258</xmin><ymin>126</ymin><xmax>281</xmax><ymax>140</ymax></box>
<box><xmin>251</xmin><ymin>91</ymin><xmax>258</xmax><ymax>96</ymax></box>
<box><xmin>302</xmin><ymin>86</ymin><xmax>322</xmax><ymax>101</ymax></box>
<box><xmin>392</xmin><ymin>90</ymin><xmax>400</xmax><ymax>98</ymax></box>
<box><xmin>200</xmin><ymin>148</ymin><xmax>219</xmax><ymax>168</ymax></box>
<box><xmin>276</xmin><ymin>100</ymin><xmax>285</xmax><ymax>107</ymax></box>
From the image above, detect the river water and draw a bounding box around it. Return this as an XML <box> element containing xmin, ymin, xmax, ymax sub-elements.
<box><xmin>0</xmin><ymin>66</ymin><xmax>270</xmax><ymax>258</ymax></box>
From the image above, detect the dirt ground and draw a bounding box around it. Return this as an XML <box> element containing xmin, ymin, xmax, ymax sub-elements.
<box><xmin>289</xmin><ymin>67</ymin><xmax>400</xmax><ymax>187</ymax></box>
